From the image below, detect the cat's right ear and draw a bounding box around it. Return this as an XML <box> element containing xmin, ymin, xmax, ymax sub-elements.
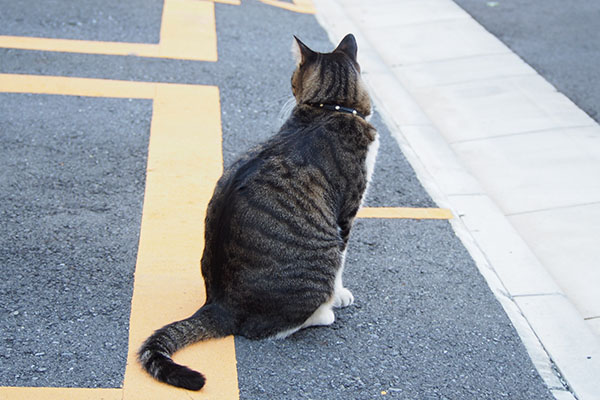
<box><xmin>292</xmin><ymin>36</ymin><xmax>317</xmax><ymax>66</ymax></box>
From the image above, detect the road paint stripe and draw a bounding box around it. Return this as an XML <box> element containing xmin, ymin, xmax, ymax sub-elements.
<box><xmin>0</xmin><ymin>73</ymin><xmax>156</xmax><ymax>98</ymax></box>
<box><xmin>121</xmin><ymin>83</ymin><xmax>238</xmax><ymax>400</ymax></box>
<box><xmin>0</xmin><ymin>74</ymin><xmax>238</xmax><ymax>400</ymax></box>
<box><xmin>258</xmin><ymin>0</ymin><xmax>316</xmax><ymax>14</ymax></box>
<box><xmin>358</xmin><ymin>207</ymin><xmax>453</xmax><ymax>220</ymax></box>
<box><xmin>158</xmin><ymin>0</ymin><xmax>217</xmax><ymax>60</ymax></box>
<box><xmin>209</xmin><ymin>0</ymin><xmax>241</xmax><ymax>4</ymax></box>
<box><xmin>0</xmin><ymin>0</ymin><xmax>217</xmax><ymax>61</ymax></box>
<box><xmin>0</xmin><ymin>387</ymin><xmax>122</xmax><ymax>400</ymax></box>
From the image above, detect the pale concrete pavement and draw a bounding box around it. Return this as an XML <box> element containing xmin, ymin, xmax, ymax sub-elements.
<box><xmin>314</xmin><ymin>0</ymin><xmax>600</xmax><ymax>399</ymax></box>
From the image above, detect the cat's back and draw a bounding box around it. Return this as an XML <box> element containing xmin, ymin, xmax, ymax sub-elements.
<box><xmin>203</xmin><ymin>115</ymin><xmax>340</xmax><ymax>257</ymax></box>
<box><xmin>221</xmin><ymin>109</ymin><xmax>373</xmax><ymax>219</ymax></box>
<box><xmin>218</xmin><ymin>114</ymin><xmax>345</xmax><ymax>234</ymax></box>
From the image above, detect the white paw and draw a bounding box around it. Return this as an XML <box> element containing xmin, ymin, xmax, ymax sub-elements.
<box><xmin>333</xmin><ymin>287</ymin><xmax>354</xmax><ymax>308</ymax></box>
<box><xmin>316</xmin><ymin>307</ymin><xmax>335</xmax><ymax>326</ymax></box>
<box><xmin>304</xmin><ymin>304</ymin><xmax>335</xmax><ymax>328</ymax></box>
<box><xmin>276</xmin><ymin>304</ymin><xmax>336</xmax><ymax>338</ymax></box>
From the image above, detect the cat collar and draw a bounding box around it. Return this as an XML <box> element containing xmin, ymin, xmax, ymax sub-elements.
<box><xmin>311</xmin><ymin>103</ymin><xmax>366</xmax><ymax>120</ymax></box>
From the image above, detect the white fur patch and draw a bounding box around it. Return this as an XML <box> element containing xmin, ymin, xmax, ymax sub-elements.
<box><xmin>360</xmin><ymin>132</ymin><xmax>380</xmax><ymax>207</ymax></box>
<box><xmin>365</xmin><ymin>133</ymin><xmax>380</xmax><ymax>184</ymax></box>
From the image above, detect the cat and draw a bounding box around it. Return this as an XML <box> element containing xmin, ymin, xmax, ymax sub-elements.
<box><xmin>138</xmin><ymin>33</ymin><xmax>379</xmax><ymax>391</ymax></box>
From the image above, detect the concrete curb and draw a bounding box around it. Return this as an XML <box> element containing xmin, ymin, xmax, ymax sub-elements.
<box><xmin>313</xmin><ymin>1</ymin><xmax>600</xmax><ymax>399</ymax></box>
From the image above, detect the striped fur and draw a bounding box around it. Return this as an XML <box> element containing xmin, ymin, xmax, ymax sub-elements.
<box><xmin>138</xmin><ymin>33</ymin><xmax>378</xmax><ymax>391</ymax></box>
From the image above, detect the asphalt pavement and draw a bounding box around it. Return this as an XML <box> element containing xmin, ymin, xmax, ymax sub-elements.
<box><xmin>453</xmin><ymin>0</ymin><xmax>600</xmax><ymax>123</ymax></box>
<box><xmin>0</xmin><ymin>0</ymin><xmax>576</xmax><ymax>398</ymax></box>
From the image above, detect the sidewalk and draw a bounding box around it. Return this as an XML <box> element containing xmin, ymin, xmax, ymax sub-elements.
<box><xmin>314</xmin><ymin>0</ymin><xmax>600</xmax><ymax>399</ymax></box>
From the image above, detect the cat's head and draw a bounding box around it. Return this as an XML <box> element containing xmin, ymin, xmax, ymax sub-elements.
<box><xmin>291</xmin><ymin>34</ymin><xmax>371</xmax><ymax>118</ymax></box>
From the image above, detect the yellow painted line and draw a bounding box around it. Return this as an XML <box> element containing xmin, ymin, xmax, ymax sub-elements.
<box><xmin>157</xmin><ymin>0</ymin><xmax>217</xmax><ymax>60</ymax></box>
<box><xmin>258</xmin><ymin>0</ymin><xmax>316</xmax><ymax>14</ymax></box>
<box><xmin>121</xmin><ymin>83</ymin><xmax>237</xmax><ymax>400</ymax></box>
<box><xmin>0</xmin><ymin>387</ymin><xmax>122</xmax><ymax>400</ymax></box>
<box><xmin>0</xmin><ymin>74</ymin><xmax>238</xmax><ymax>399</ymax></box>
<box><xmin>357</xmin><ymin>207</ymin><xmax>453</xmax><ymax>220</ymax></box>
<box><xmin>0</xmin><ymin>73</ymin><xmax>155</xmax><ymax>98</ymax></box>
<box><xmin>209</xmin><ymin>0</ymin><xmax>241</xmax><ymax>4</ymax></box>
<box><xmin>0</xmin><ymin>0</ymin><xmax>217</xmax><ymax>61</ymax></box>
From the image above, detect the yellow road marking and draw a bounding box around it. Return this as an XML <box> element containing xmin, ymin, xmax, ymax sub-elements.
<box><xmin>0</xmin><ymin>73</ymin><xmax>155</xmax><ymax>98</ymax></box>
<box><xmin>0</xmin><ymin>0</ymin><xmax>217</xmax><ymax>61</ymax></box>
<box><xmin>121</xmin><ymin>83</ymin><xmax>237</xmax><ymax>400</ymax></box>
<box><xmin>0</xmin><ymin>387</ymin><xmax>122</xmax><ymax>400</ymax></box>
<box><xmin>0</xmin><ymin>74</ymin><xmax>238</xmax><ymax>399</ymax></box>
<box><xmin>358</xmin><ymin>207</ymin><xmax>453</xmax><ymax>220</ymax></box>
<box><xmin>258</xmin><ymin>0</ymin><xmax>316</xmax><ymax>14</ymax></box>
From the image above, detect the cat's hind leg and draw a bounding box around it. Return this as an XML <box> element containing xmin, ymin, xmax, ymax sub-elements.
<box><xmin>274</xmin><ymin>301</ymin><xmax>335</xmax><ymax>339</ymax></box>
<box><xmin>302</xmin><ymin>302</ymin><xmax>335</xmax><ymax>328</ymax></box>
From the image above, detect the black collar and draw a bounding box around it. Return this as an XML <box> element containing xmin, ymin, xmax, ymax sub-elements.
<box><xmin>309</xmin><ymin>103</ymin><xmax>366</xmax><ymax>120</ymax></box>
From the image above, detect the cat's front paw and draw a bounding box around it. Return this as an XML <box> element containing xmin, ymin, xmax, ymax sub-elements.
<box><xmin>333</xmin><ymin>287</ymin><xmax>354</xmax><ymax>308</ymax></box>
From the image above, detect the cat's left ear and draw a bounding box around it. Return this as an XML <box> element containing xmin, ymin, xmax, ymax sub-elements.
<box><xmin>333</xmin><ymin>33</ymin><xmax>358</xmax><ymax>61</ymax></box>
<box><xmin>292</xmin><ymin>36</ymin><xmax>317</xmax><ymax>66</ymax></box>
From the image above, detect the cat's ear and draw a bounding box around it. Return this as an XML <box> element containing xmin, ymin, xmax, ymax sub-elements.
<box><xmin>333</xmin><ymin>33</ymin><xmax>358</xmax><ymax>61</ymax></box>
<box><xmin>292</xmin><ymin>36</ymin><xmax>317</xmax><ymax>66</ymax></box>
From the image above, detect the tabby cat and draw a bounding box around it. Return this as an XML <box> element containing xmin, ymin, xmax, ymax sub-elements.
<box><xmin>138</xmin><ymin>33</ymin><xmax>379</xmax><ymax>391</ymax></box>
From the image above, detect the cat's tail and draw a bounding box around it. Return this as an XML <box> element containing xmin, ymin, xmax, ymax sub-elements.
<box><xmin>138</xmin><ymin>303</ymin><xmax>234</xmax><ymax>391</ymax></box>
